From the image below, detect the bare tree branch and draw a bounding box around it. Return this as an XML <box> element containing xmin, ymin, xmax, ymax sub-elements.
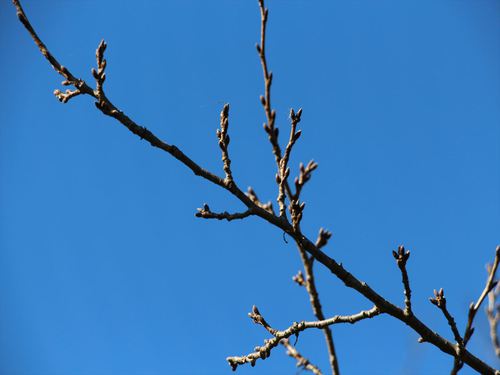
<box><xmin>217</xmin><ymin>103</ymin><xmax>234</xmax><ymax>184</ymax></box>
<box><xmin>430</xmin><ymin>288</ymin><xmax>464</xmax><ymax>347</ymax></box>
<box><xmin>11</xmin><ymin>0</ymin><xmax>500</xmax><ymax>374</ymax></box>
<box><xmin>295</xmin><ymin>241</ymin><xmax>340</xmax><ymax>375</ymax></box>
<box><xmin>487</xmin><ymin>282</ymin><xmax>500</xmax><ymax>358</ymax></box>
<box><xmin>226</xmin><ymin>305</ymin><xmax>380</xmax><ymax>371</ymax></box>
<box><xmin>255</xmin><ymin>1</ymin><xmax>337</xmax><ymax>371</ymax></box>
<box><xmin>195</xmin><ymin>204</ymin><xmax>254</xmax><ymax>221</ymax></box>
<box><xmin>450</xmin><ymin>246</ymin><xmax>500</xmax><ymax>373</ymax></box>
<box><xmin>392</xmin><ymin>245</ymin><xmax>412</xmax><ymax>316</ymax></box>
<box><xmin>281</xmin><ymin>338</ymin><xmax>323</xmax><ymax>375</ymax></box>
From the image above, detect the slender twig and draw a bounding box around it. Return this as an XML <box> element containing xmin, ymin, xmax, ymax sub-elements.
<box><xmin>430</xmin><ymin>288</ymin><xmax>466</xmax><ymax>375</ymax></box>
<box><xmin>430</xmin><ymin>289</ymin><xmax>464</xmax><ymax>347</ymax></box>
<box><xmin>195</xmin><ymin>204</ymin><xmax>253</xmax><ymax>221</ymax></box>
<box><xmin>296</xmin><ymin>241</ymin><xmax>340</xmax><ymax>375</ymax></box>
<box><xmin>392</xmin><ymin>245</ymin><xmax>412</xmax><ymax>316</ymax></box>
<box><xmin>226</xmin><ymin>305</ymin><xmax>380</xmax><ymax>370</ymax></box>
<box><xmin>256</xmin><ymin>1</ymin><xmax>336</xmax><ymax>371</ymax></box>
<box><xmin>281</xmin><ymin>338</ymin><xmax>323</xmax><ymax>375</ymax></box>
<box><xmin>294</xmin><ymin>160</ymin><xmax>318</xmax><ymax>201</ymax></box>
<box><xmin>256</xmin><ymin>0</ymin><xmax>294</xmax><ymax>205</ymax></box>
<box><xmin>277</xmin><ymin>109</ymin><xmax>302</xmax><ymax>218</ymax></box>
<box><xmin>12</xmin><ymin>1</ymin><xmax>500</xmax><ymax>374</ymax></box>
<box><xmin>217</xmin><ymin>104</ymin><xmax>234</xmax><ymax>184</ymax></box>
<box><xmin>451</xmin><ymin>246</ymin><xmax>500</xmax><ymax>374</ymax></box>
<box><xmin>487</xmin><ymin>282</ymin><xmax>500</xmax><ymax>358</ymax></box>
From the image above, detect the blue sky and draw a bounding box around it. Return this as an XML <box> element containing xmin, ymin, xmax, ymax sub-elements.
<box><xmin>1</xmin><ymin>0</ymin><xmax>499</xmax><ymax>374</ymax></box>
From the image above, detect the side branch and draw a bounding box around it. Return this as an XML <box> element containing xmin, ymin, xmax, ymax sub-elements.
<box><xmin>487</xmin><ymin>283</ymin><xmax>500</xmax><ymax>358</ymax></box>
<box><xmin>295</xmin><ymin>239</ymin><xmax>339</xmax><ymax>375</ymax></box>
<box><xmin>196</xmin><ymin>204</ymin><xmax>254</xmax><ymax>222</ymax></box>
<box><xmin>392</xmin><ymin>245</ymin><xmax>412</xmax><ymax>316</ymax></box>
<box><xmin>452</xmin><ymin>246</ymin><xmax>500</xmax><ymax>373</ymax></box>
<box><xmin>226</xmin><ymin>305</ymin><xmax>380</xmax><ymax>371</ymax></box>
<box><xmin>277</xmin><ymin>109</ymin><xmax>302</xmax><ymax>218</ymax></box>
<box><xmin>281</xmin><ymin>338</ymin><xmax>323</xmax><ymax>375</ymax></box>
<box><xmin>430</xmin><ymin>289</ymin><xmax>464</xmax><ymax>348</ymax></box>
<box><xmin>217</xmin><ymin>104</ymin><xmax>234</xmax><ymax>184</ymax></box>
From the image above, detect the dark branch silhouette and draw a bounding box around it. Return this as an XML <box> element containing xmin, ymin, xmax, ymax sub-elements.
<box><xmin>11</xmin><ymin>0</ymin><xmax>500</xmax><ymax>373</ymax></box>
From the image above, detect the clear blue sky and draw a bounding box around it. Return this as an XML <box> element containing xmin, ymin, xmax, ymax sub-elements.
<box><xmin>1</xmin><ymin>1</ymin><xmax>499</xmax><ymax>374</ymax></box>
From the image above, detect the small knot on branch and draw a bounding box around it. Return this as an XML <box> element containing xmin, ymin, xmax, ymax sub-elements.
<box><xmin>293</xmin><ymin>270</ymin><xmax>306</xmax><ymax>287</ymax></box>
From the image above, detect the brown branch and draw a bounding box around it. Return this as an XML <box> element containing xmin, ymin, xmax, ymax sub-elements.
<box><xmin>256</xmin><ymin>0</ymin><xmax>295</xmax><ymax>206</ymax></box>
<box><xmin>195</xmin><ymin>204</ymin><xmax>253</xmax><ymax>222</ymax></box>
<box><xmin>294</xmin><ymin>160</ymin><xmax>318</xmax><ymax>200</ymax></box>
<box><xmin>392</xmin><ymin>245</ymin><xmax>412</xmax><ymax>316</ymax></box>
<box><xmin>227</xmin><ymin>305</ymin><xmax>380</xmax><ymax>371</ymax></box>
<box><xmin>281</xmin><ymin>338</ymin><xmax>323</xmax><ymax>375</ymax></box>
<box><xmin>451</xmin><ymin>246</ymin><xmax>500</xmax><ymax>374</ymax></box>
<box><xmin>277</xmin><ymin>109</ymin><xmax>302</xmax><ymax>218</ymax></box>
<box><xmin>12</xmin><ymin>1</ymin><xmax>500</xmax><ymax>374</ymax></box>
<box><xmin>256</xmin><ymin>4</ymin><xmax>332</xmax><ymax>368</ymax></box>
<box><xmin>217</xmin><ymin>104</ymin><xmax>234</xmax><ymax>184</ymax></box>
<box><xmin>430</xmin><ymin>289</ymin><xmax>464</xmax><ymax>347</ymax></box>
<box><xmin>430</xmin><ymin>288</ymin><xmax>466</xmax><ymax>375</ymax></box>
<box><xmin>487</xmin><ymin>282</ymin><xmax>500</xmax><ymax>358</ymax></box>
<box><xmin>295</xmin><ymin>240</ymin><xmax>339</xmax><ymax>375</ymax></box>
<box><xmin>12</xmin><ymin>0</ymin><xmax>94</xmax><ymax>101</ymax></box>
<box><xmin>246</xmin><ymin>187</ymin><xmax>274</xmax><ymax>215</ymax></box>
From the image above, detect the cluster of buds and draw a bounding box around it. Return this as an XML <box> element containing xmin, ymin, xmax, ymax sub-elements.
<box><xmin>392</xmin><ymin>245</ymin><xmax>410</xmax><ymax>268</ymax></box>
<box><xmin>429</xmin><ymin>288</ymin><xmax>446</xmax><ymax>308</ymax></box>
<box><xmin>290</xmin><ymin>107</ymin><xmax>302</xmax><ymax>126</ymax></box>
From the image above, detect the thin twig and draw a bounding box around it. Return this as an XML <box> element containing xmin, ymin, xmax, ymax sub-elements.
<box><xmin>281</xmin><ymin>338</ymin><xmax>323</xmax><ymax>375</ymax></box>
<box><xmin>256</xmin><ymin>0</ymin><xmax>295</xmax><ymax>205</ymax></box>
<box><xmin>256</xmin><ymin>2</ymin><xmax>335</xmax><ymax>371</ymax></box>
<box><xmin>294</xmin><ymin>160</ymin><xmax>318</xmax><ymax>201</ymax></box>
<box><xmin>487</xmin><ymin>282</ymin><xmax>500</xmax><ymax>358</ymax></box>
<box><xmin>277</xmin><ymin>109</ymin><xmax>302</xmax><ymax>218</ymax></box>
<box><xmin>226</xmin><ymin>305</ymin><xmax>380</xmax><ymax>371</ymax></box>
<box><xmin>430</xmin><ymin>289</ymin><xmax>464</xmax><ymax>347</ymax></box>
<box><xmin>296</xmin><ymin>241</ymin><xmax>340</xmax><ymax>375</ymax></box>
<box><xmin>217</xmin><ymin>103</ymin><xmax>234</xmax><ymax>184</ymax></box>
<box><xmin>392</xmin><ymin>245</ymin><xmax>412</xmax><ymax>316</ymax></box>
<box><xmin>195</xmin><ymin>204</ymin><xmax>253</xmax><ymax>221</ymax></box>
<box><xmin>430</xmin><ymin>288</ymin><xmax>466</xmax><ymax>375</ymax></box>
<box><xmin>452</xmin><ymin>246</ymin><xmax>500</xmax><ymax>374</ymax></box>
